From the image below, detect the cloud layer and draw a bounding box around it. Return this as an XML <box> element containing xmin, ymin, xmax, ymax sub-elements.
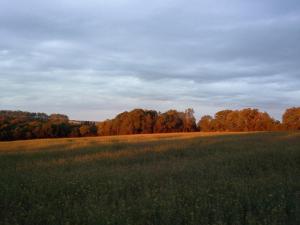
<box><xmin>0</xmin><ymin>0</ymin><xmax>299</xmax><ymax>120</ymax></box>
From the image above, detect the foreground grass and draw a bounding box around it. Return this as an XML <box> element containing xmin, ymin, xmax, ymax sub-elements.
<box><xmin>0</xmin><ymin>132</ymin><xmax>299</xmax><ymax>225</ymax></box>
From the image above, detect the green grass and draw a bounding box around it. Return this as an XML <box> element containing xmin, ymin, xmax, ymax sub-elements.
<box><xmin>0</xmin><ymin>132</ymin><xmax>299</xmax><ymax>225</ymax></box>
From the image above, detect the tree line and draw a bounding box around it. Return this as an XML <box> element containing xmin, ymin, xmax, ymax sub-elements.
<box><xmin>0</xmin><ymin>107</ymin><xmax>299</xmax><ymax>141</ymax></box>
<box><xmin>0</xmin><ymin>111</ymin><xmax>97</xmax><ymax>141</ymax></box>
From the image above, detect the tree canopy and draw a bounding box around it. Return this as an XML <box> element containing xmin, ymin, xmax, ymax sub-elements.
<box><xmin>1</xmin><ymin>106</ymin><xmax>299</xmax><ymax>141</ymax></box>
<box><xmin>197</xmin><ymin>108</ymin><xmax>281</xmax><ymax>132</ymax></box>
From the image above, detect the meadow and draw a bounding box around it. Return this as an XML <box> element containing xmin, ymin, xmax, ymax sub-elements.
<box><xmin>0</xmin><ymin>132</ymin><xmax>299</xmax><ymax>225</ymax></box>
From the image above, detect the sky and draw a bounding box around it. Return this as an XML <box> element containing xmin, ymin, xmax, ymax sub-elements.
<box><xmin>0</xmin><ymin>0</ymin><xmax>299</xmax><ymax>121</ymax></box>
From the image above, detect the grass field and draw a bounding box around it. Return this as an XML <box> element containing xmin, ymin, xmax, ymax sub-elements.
<box><xmin>0</xmin><ymin>132</ymin><xmax>299</xmax><ymax>225</ymax></box>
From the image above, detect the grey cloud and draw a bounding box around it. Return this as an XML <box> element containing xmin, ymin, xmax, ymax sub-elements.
<box><xmin>0</xmin><ymin>0</ymin><xmax>299</xmax><ymax>120</ymax></box>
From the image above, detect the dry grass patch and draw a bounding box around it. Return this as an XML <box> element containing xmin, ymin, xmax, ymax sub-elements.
<box><xmin>0</xmin><ymin>131</ymin><xmax>249</xmax><ymax>153</ymax></box>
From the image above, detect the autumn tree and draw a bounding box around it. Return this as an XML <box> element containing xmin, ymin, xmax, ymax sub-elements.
<box><xmin>79</xmin><ymin>123</ymin><xmax>97</xmax><ymax>137</ymax></box>
<box><xmin>197</xmin><ymin>108</ymin><xmax>277</xmax><ymax>132</ymax></box>
<box><xmin>198</xmin><ymin>115</ymin><xmax>213</xmax><ymax>131</ymax></box>
<box><xmin>1</xmin><ymin>107</ymin><xmax>298</xmax><ymax>141</ymax></box>
<box><xmin>97</xmin><ymin>109</ymin><xmax>158</xmax><ymax>136</ymax></box>
<box><xmin>282</xmin><ymin>107</ymin><xmax>300</xmax><ymax>130</ymax></box>
<box><xmin>154</xmin><ymin>110</ymin><xmax>185</xmax><ymax>133</ymax></box>
<box><xmin>49</xmin><ymin>114</ymin><xmax>69</xmax><ymax>123</ymax></box>
<box><xmin>0</xmin><ymin>111</ymin><xmax>76</xmax><ymax>140</ymax></box>
<box><xmin>183</xmin><ymin>108</ymin><xmax>197</xmax><ymax>132</ymax></box>
<box><xmin>97</xmin><ymin>120</ymin><xmax>113</xmax><ymax>136</ymax></box>
<box><xmin>214</xmin><ymin>110</ymin><xmax>233</xmax><ymax>131</ymax></box>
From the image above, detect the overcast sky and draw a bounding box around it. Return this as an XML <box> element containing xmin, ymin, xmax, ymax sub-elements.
<box><xmin>0</xmin><ymin>0</ymin><xmax>299</xmax><ymax>121</ymax></box>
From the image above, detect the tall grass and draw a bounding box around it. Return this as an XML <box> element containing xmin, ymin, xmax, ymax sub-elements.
<box><xmin>0</xmin><ymin>132</ymin><xmax>299</xmax><ymax>225</ymax></box>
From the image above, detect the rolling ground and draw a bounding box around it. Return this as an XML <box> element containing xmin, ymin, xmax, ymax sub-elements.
<box><xmin>0</xmin><ymin>132</ymin><xmax>299</xmax><ymax>225</ymax></box>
